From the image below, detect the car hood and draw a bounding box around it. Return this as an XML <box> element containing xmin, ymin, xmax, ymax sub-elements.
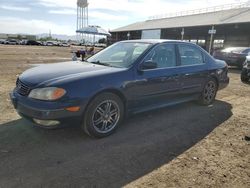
<box><xmin>19</xmin><ymin>61</ymin><xmax>125</xmax><ymax>87</ymax></box>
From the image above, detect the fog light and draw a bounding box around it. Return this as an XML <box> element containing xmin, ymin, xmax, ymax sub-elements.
<box><xmin>33</xmin><ymin>119</ymin><xmax>60</xmax><ymax>126</ymax></box>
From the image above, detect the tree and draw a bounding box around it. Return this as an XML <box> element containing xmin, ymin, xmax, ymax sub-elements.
<box><xmin>39</xmin><ymin>36</ymin><xmax>54</xmax><ymax>41</ymax></box>
<box><xmin>98</xmin><ymin>38</ymin><xmax>107</xmax><ymax>44</ymax></box>
<box><xmin>17</xmin><ymin>35</ymin><xmax>22</xmax><ymax>41</ymax></box>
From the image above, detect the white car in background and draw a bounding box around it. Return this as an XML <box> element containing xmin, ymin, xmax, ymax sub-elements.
<box><xmin>6</xmin><ymin>39</ymin><xmax>18</xmax><ymax>45</ymax></box>
<box><xmin>0</xmin><ymin>39</ymin><xmax>6</xmax><ymax>44</ymax></box>
<box><xmin>45</xmin><ymin>41</ymin><xmax>58</xmax><ymax>46</ymax></box>
<box><xmin>59</xmin><ymin>42</ymin><xmax>70</xmax><ymax>47</ymax></box>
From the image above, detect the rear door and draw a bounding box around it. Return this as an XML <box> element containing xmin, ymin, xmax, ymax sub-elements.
<box><xmin>176</xmin><ymin>43</ymin><xmax>208</xmax><ymax>97</ymax></box>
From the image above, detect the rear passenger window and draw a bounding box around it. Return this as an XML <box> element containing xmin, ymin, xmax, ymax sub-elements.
<box><xmin>178</xmin><ymin>44</ymin><xmax>204</xmax><ymax>66</ymax></box>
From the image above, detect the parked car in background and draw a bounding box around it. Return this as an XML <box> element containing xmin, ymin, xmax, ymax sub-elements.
<box><xmin>69</xmin><ymin>41</ymin><xmax>81</xmax><ymax>46</ymax></box>
<box><xmin>0</xmin><ymin>39</ymin><xmax>6</xmax><ymax>44</ymax></box>
<box><xmin>10</xmin><ymin>40</ymin><xmax>229</xmax><ymax>138</ymax></box>
<box><xmin>213</xmin><ymin>47</ymin><xmax>250</xmax><ymax>69</ymax></box>
<box><xmin>5</xmin><ymin>39</ymin><xmax>18</xmax><ymax>45</ymax></box>
<box><xmin>95</xmin><ymin>43</ymin><xmax>107</xmax><ymax>48</ymax></box>
<box><xmin>59</xmin><ymin>42</ymin><xmax>70</xmax><ymax>47</ymax></box>
<box><xmin>19</xmin><ymin>40</ymin><xmax>28</xmax><ymax>45</ymax></box>
<box><xmin>241</xmin><ymin>55</ymin><xmax>250</xmax><ymax>83</ymax></box>
<box><xmin>45</xmin><ymin>41</ymin><xmax>57</xmax><ymax>46</ymax></box>
<box><xmin>26</xmin><ymin>40</ymin><xmax>41</xmax><ymax>46</ymax></box>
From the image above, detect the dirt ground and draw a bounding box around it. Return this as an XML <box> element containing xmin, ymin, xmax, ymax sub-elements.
<box><xmin>0</xmin><ymin>45</ymin><xmax>249</xmax><ymax>188</ymax></box>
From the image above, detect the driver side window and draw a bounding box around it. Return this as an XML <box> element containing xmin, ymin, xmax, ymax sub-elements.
<box><xmin>144</xmin><ymin>44</ymin><xmax>176</xmax><ymax>69</ymax></box>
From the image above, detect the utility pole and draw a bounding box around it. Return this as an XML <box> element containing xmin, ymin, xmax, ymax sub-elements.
<box><xmin>127</xmin><ymin>32</ymin><xmax>130</xmax><ymax>40</ymax></box>
<box><xmin>181</xmin><ymin>28</ymin><xmax>185</xmax><ymax>41</ymax></box>
<box><xmin>208</xmin><ymin>25</ymin><xmax>216</xmax><ymax>54</ymax></box>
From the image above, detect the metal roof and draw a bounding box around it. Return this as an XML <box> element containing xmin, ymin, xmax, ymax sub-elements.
<box><xmin>119</xmin><ymin>39</ymin><xmax>200</xmax><ymax>46</ymax></box>
<box><xmin>76</xmin><ymin>25</ymin><xmax>111</xmax><ymax>36</ymax></box>
<box><xmin>111</xmin><ymin>7</ymin><xmax>250</xmax><ymax>32</ymax></box>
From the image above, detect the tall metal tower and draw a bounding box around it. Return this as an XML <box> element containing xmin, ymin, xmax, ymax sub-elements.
<box><xmin>76</xmin><ymin>0</ymin><xmax>89</xmax><ymax>42</ymax></box>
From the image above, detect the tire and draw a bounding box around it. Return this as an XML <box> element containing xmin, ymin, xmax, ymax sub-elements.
<box><xmin>241</xmin><ymin>72</ymin><xmax>249</xmax><ymax>83</ymax></box>
<box><xmin>82</xmin><ymin>92</ymin><xmax>124</xmax><ymax>138</ymax></box>
<box><xmin>199</xmin><ymin>78</ymin><xmax>218</xmax><ymax>106</ymax></box>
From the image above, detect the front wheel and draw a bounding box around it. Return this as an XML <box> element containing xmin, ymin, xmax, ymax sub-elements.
<box><xmin>199</xmin><ymin>78</ymin><xmax>218</xmax><ymax>106</ymax></box>
<box><xmin>82</xmin><ymin>92</ymin><xmax>124</xmax><ymax>138</ymax></box>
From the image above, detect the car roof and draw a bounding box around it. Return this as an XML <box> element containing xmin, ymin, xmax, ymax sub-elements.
<box><xmin>120</xmin><ymin>39</ymin><xmax>188</xmax><ymax>44</ymax></box>
<box><xmin>222</xmin><ymin>47</ymin><xmax>250</xmax><ymax>52</ymax></box>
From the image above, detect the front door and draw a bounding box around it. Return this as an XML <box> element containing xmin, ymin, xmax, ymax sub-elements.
<box><xmin>129</xmin><ymin>43</ymin><xmax>181</xmax><ymax>111</ymax></box>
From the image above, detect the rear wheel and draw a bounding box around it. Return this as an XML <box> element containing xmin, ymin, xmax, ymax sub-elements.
<box><xmin>199</xmin><ymin>78</ymin><xmax>218</xmax><ymax>105</ymax></box>
<box><xmin>82</xmin><ymin>92</ymin><xmax>124</xmax><ymax>138</ymax></box>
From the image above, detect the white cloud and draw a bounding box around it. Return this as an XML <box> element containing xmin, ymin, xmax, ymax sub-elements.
<box><xmin>38</xmin><ymin>0</ymin><xmax>76</xmax><ymax>8</ymax></box>
<box><xmin>38</xmin><ymin>0</ymin><xmax>249</xmax><ymax>19</ymax></box>
<box><xmin>147</xmin><ymin>0</ymin><xmax>249</xmax><ymax>19</ymax></box>
<box><xmin>0</xmin><ymin>5</ymin><xmax>30</xmax><ymax>12</ymax></box>
<box><xmin>0</xmin><ymin>16</ymin><xmax>75</xmax><ymax>35</ymax></box>
<box><xmin>49</xmin><ymin>9</ymin><xmax>76</xmax><ymax>15</ymax></box>
<box><xmin>1</xmin><ymin>0</ymin><xmax>248</xmax><ymax>35</ymax></box>
<box><xmin>48</xmin><ymin>8</ymin><xmax>128</xmax><ymax>21</ymax></box>
<box><xmin>89</xmin><ymin>11</ymin><xmax>128</xmax><ymax>21</ymax></box>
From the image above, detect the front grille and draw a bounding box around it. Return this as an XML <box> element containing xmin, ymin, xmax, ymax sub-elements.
<box><xmin>16</xmin><ymin>78</ymin><xmax>31</xmax><ymax>96</ymax></box>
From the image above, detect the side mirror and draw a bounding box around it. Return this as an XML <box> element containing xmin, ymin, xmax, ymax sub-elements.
<box><xmin>140</xmin><ymin>60</ymin><xmax>157</xmax><ymax>70</ymax></box>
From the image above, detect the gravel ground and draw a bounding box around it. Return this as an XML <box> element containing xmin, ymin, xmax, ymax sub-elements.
<box><xmin>0</xmin><ymin>45</ymin><xmax>249</xmax><ymax>188</ymax></box>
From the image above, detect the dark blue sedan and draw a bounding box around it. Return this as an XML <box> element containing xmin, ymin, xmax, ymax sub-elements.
<box><xmin>10</xmin><ymin>40</ymin><xmax>229</xmax><ymax>137</ymax></box>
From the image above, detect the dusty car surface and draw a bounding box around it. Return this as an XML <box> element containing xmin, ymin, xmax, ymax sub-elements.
<box><xmin>10</xmin><ymin>40</ymin><xmax>229</xmax><ymax>137</ymax></box>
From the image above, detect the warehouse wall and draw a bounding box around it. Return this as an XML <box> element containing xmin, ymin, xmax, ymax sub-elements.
<box><xmin>224</xmin><ymin>35</ymin><xmax>250</xmax><ymax>47</ymax></box>
<box><xmin>110</xmin><ymin>23</ymin><xmax>250</xmax><ymax>50</ymax></box>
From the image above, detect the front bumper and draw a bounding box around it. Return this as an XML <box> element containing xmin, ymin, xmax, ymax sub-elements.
<box><xmin>10</xmin><ymin>90</ymin><xmax>86</xmax><ymax>127</ymax></box>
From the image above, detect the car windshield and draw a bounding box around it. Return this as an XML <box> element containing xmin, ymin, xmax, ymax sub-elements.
<box><xmin>87</xmin><ymin>42</ymin><xmax>152</xmax><ymax>68</ymax></box>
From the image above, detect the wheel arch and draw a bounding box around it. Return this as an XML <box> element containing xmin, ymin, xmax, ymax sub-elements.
<box><xmin>84</xmin><ymin>88</ymin><xmax>127</xmax><ymax>115</ymax></box>
<box><xmin>210</xmin><ymin>75</ymin><xmax>219</xmax><ymax>87</ymax></box>
<box><xmin>207</xmin><ymin>73</ymin><xmax>219</xmax><ymax>88</ymax></box>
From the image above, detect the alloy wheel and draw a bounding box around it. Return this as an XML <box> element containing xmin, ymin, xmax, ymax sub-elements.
<box><xmin>203</xmin><ymin>81</ymin><xmax>216</xmax><ymax>104</ymax></box>
<box><xmin>92</xmin><ymin>100</ymin><xmax>120</xmax><ymax>134</ymax></box>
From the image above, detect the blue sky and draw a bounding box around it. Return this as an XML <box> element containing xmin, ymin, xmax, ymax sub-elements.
<box><xmin>0</xmin><ymin>0</ymin><xmax>247</xmax><ymax>35</ymax></box>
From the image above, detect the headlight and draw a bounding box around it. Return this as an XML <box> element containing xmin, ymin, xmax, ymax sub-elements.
<box><xmin>28</xmin><ymin>87</ymin><xmax>66</xmax><ymax>101</ymax></box>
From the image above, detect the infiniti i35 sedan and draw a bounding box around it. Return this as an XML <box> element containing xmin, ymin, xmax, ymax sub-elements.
<box><xmin>10</xmin><ymin>40</ymin><xmax>229</xmax><ymax>137</ymax></box>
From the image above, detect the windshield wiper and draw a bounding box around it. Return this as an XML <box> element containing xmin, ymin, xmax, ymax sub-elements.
<box><xmin>89</xmin><ymin>61</ymin><xmax>113</xmax><ymax>67</ymax></box>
